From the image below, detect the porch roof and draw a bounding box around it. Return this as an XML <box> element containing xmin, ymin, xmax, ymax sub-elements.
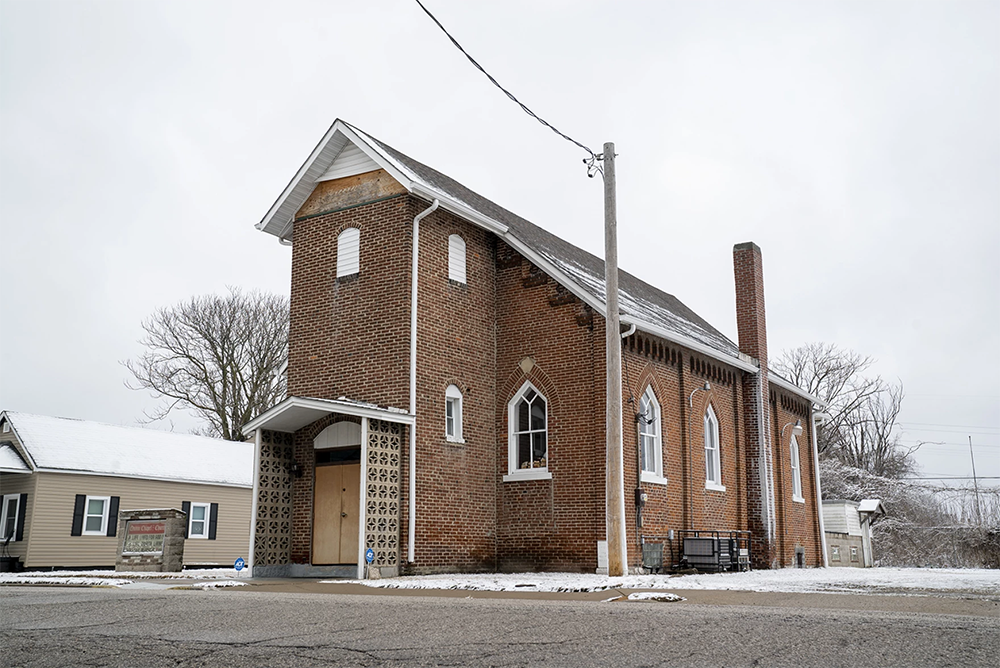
<box><xmin>242</xmin><ymin>396</ymin><xmax>414</xmax><ymax>436</ymax></box>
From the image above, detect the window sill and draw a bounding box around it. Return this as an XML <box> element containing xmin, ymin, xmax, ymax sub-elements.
<box><xmin>445</xmin><ymin>436</ymin><xmax>466</xmax><ymax>445</ymax></box>
<box><xmin>188</xmin><ymin>535</ymin><xmax>208</xmax><ymax>540</ymax></box>
<box><xmin>81</xmin><ymin>531</ymin><xmax>109</xmax><ymax>537</ymax></box>
<box><xmin>704</xmin><ymin>482</ymin><xmax>726</xmax><ymax>492</ymax></box>
<box><xmin>503</xmin><ymin>469</ymin><xmax>552</xmax><ymax>482</ymax></box>
<box><xmin>792</xmin><ymin>495</ymin><xmax>806</xmax><ymax>504</ymax></box>
<box><xmin>640</xmin><ymin>472</ymin><xmax>668</xmax><ymax>486</ymax></box>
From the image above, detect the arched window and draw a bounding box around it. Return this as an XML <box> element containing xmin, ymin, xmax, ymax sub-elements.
<box><xmin>507</xmin><ymin>382</ymin><xmax>548</xmax><ymax>477</ymax></box>
<box><xmin>336</xmin><ymin>228</ymin><xmax>360</xmax><ymax>278</ymax></box>
<box><xmin>704</xmin><ymin>404</ymin><xmax>723</xmax><ymax>489</ymax></box>
<box><xmin>639</xmin><ymin>386</ymin><xmax>664</xmax><ymax>482</ymax></box>
<box><xmin>448</xmin><ymin>234</ymin><xmax>466</xmax><ymax>284</ymax></box>
<box><xmin>790</xmin><ymin>434</ymin><xmax>803</xmax><ymax>501</ymax></box>
<box><xmin>445</xmin><ymin>384</ymin><xmax>463</xmax><ymax>442</ymax></box>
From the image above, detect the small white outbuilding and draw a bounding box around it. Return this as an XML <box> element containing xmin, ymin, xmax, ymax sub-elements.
<box><xmin>822</xmin><ymin>499</ymin><xmax>884</xmax><ymax>567</ymax></box>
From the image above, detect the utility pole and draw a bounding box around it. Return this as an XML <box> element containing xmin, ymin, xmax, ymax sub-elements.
<box><xmin>969</xmin><ymin>435</ymin><xmax>982</xmax><ymax>526</ymax></box>
<box><xmin>603</xmin><ymin>143</ymin><xmax>627</xmax><ymax>577</ymax></box>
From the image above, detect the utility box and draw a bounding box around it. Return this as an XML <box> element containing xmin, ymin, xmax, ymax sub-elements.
<box><xmin>115</xmin><ymin>508</ymin><xmax>186</xmax><ymax>572</ymax></box>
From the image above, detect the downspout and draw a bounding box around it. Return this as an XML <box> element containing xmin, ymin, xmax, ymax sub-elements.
<box><xmin>757</xmin><ymin>369</ymin><xmax>774</xmax><ymax>557</ymax></box>
<box><xmin>811</xmin><ymin>410</ymin><xmax>831</xmax><ymax>567</ymax></box>
<box><xmin>408</xmin><ymin>198</ymin><xmax>439</xmax><ymax>564</ymax></box>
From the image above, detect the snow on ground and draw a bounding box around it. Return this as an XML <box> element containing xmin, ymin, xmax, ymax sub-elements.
<box><xmin>0</xmin><ymin>568</ymin><xmax>243</xmax><ymax>587</ymax></box>
<box><xmin>186</xmin><ymin>580</ymin><xmax>249</xmax><ymax>590</ymax></box>
<box><xmin>324</xmin><ymin>567</ymin><xmax>1000</xmax><ymax>597</ymax></box>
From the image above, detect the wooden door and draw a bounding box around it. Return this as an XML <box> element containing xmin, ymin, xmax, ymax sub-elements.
<box><xmin>312</xmin><ymin>463</ymin><xmax>360</xmax><ymax>564</ymax></box>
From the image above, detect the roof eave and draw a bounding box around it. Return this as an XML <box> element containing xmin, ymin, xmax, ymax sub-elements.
<box><xmin>242</xmin><ymin>396</ymin><xmax>416</xmax><ymax>437</ymax></box>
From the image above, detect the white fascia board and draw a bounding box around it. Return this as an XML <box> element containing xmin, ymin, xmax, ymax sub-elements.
<box><xmin>500</xmin><ymin>234</ymin><xmax>605</xmax><ymax>313</ymax></box>
<box><xmin>32</xmin><ymin>468</ymin><xmax>252</xmax><ymax>489</ymax></box>
<box><xmin>337</xmin><ymin>124</ymin><xmax>417</xmax><ymax>194</ymax></box>
<box><xmin>410</xmin><ymin>184</ymin><xmax>509</xmax><ymax>235</ymax></box>
<box><xmin>768</xmin><ymin>374</ymin><xmax>826</xmax><ymax>407</ymax></box>
<box><xmin>257</xmin><ymin>120</ymin><xmax>347</xmax><ymax>235</ymax></box>
<box><xmin>242</xmin><ymin>396</ymin><xmax>415</xmax><ymax>437</ymax></box>
<box><xmin>619</xmin><ymin>315</ymin><xmax>760</xmax><ymax>374</ymax></box>
<box><xmin>0</xmin><ymin>467</ymin><xmax>31</xmax><ymax>474</ymax></box>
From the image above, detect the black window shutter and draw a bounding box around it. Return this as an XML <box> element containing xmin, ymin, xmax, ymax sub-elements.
<box><xmin>208</xmin><ymin>503</ymin><xmax>218</xmax><ymax>540</ymax></box>
<box><xmin>15</xmin><ymin>493</ymin><xmax>27</xmax><ymax>541</ymax></box>
<box><xmin>181</xmin><ymin>501</ymin><xmax>190</xmax><ymax>538</ymax></box>
<box><xmin>106</xmin><ymin>496</ymin><xmax>120</xmax><ymax>537</ymax></box>
<box><xmin>71</xmin><ymin>494</ymin><xmax>86</xmax><ymax>536</ymax></box>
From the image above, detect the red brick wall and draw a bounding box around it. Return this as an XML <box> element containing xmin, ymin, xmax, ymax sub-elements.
<box><xmin>771</xmin><ymin>389</ymin><xmax>823</xmax><ymax>566</ymax></box>
<box><xmin>494</xmin><ymin>241</ymin><xmax>605</xmax><ymax>572</ymax></box>
<box><xmin>287</xmin><ymin>195</ymin><xmax>413</xmax><ymax>408</ymax></box>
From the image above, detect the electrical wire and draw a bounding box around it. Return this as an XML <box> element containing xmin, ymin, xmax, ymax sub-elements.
<box><xmin>413</xmin><ymin>0</ymin><xmax>597</xmax><ymax>161</ymax></box>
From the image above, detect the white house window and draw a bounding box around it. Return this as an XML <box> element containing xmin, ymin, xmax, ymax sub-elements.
<box><xmin>83</xmin><ymin>496</ymin><xmax>110</xmax><ymax>535</ymax></box>
<box><xmin>704</xmin><ymin>405</ymin><xmax>724</xmax><ymax>490</ymax></box>
<box><xmin>790</xmin><ymin>433</ymin><xmax>804</xmax><ymax>502</ymax></box>
<box><xmin>445</xmin><ymin>384</ymin><xmax>463</xmax><ymax>442</ymax></box>
<box><xmin>505</xmin><ymin>382</ymin><xmax>550</xmax><ymax>480</ymax></box>
<box><xmin>639</xmin><ymin>387</ymin><xmax>665</xmax><ymax>484</ymax></box>
<box><xmin>1</xmin><ymin>494</ymin><xmax>19</xmax><ymax>540</ymax></box>
<box><xmin>188</xmin><ymin>502</ymin><xmax>210</xmax><ymax>539</ymax></box>
<box><xmin>336</xmin><ymin>227</ymin><xmax>360</xmax><ymax>278</ymax></box>
<box><xmin>448</xmin><ymin>234</ymin><xmax>466</xmax><ymax>284</ymax></box>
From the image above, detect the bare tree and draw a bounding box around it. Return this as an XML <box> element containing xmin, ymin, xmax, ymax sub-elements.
<box><xmin>773</xmin><ymin>343</ymin><xmax>920</xmax><ymax>477</ymax></box>
<box><xmin>123</xmin><ymin>288</ymin><xmax>289</xmax><ymax>440</ymax></box>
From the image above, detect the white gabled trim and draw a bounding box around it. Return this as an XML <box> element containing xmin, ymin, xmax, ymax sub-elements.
<box><xmin>0</xmin><ymin>411</ymin><xmax>38</xmax><ymax>471</ymax></box>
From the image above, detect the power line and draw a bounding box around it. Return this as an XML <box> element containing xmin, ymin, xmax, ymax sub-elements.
<box><xmin>413</xmin><ymin>0</ymin><xmax>596</xmax><ymax>160</ymax></box>
<box><xmin>899</xmin><ymin>476</ymin><xmax>1000</xmax><ymax>480</ymax></box>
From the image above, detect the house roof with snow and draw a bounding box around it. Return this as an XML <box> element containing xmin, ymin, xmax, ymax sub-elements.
<box><xmin>0</xmin><ymin>411</ymin><xmax>253</xmax><ymax>488</ymax></box>
<box><xmin>257</xmin><ymin>120</ymin><xmax>815</xmax><ymax>401</ymax></box>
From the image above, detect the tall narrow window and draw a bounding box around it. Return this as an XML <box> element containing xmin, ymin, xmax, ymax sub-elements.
<box><xmin>336</xmin><ymin>227</ymin><xmax>360</xmax><ymax>278</ymax></box>
<box><xmin>448</xmin><ymin>234</ymin><xmax>466</xmax><ymax>284</ymax></box>
<box><xmin>639</xmin><ymin>386</ymin><xmax>664</xmax><ymax>482</ymax></box>
<box><xmin>790</xmin><ymin>434</ymin><xmax>803</xmax><ymax>501</ymax></box>
<box><xmin>704</xmin><ymin>405</ymin><xmax>723</xmax><ymax>489</ymax></box>
<box><xmin>508</xmin><ymin>382</ymin><xmax>548</xmax><ymax>475</ymax></box>
<box><xmin>445</xmin><ymin>384</ymin><xmax>463</xmax><ymax>442</ymax></box>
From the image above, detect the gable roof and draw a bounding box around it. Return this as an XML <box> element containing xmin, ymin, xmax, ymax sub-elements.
<box><xmin>258</xmin><ymin>120</ymin><xmax>816</xmax><ymax>387</ymax></box>
<box><xmin>1</xmin><ymin>412</ymin><xmax>253</xmax><ymax>488</ymax></box>
<box><xmin>0</xmin><ymin>442</ymin><xmax>30</xmax><ymax>473</ymax></box>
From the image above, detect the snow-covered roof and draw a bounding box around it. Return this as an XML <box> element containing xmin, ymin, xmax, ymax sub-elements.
<box><xmin>0</xmin><ymin>442</ymin><xmax>30</xmax><ymax>473</ymax></box>
<box><xmin>1</xmin><ymin>412</ymin><xmax>253</xmax><ymax>487</ymax></box>
<box><xmin>858</xmin><ymin>499</ymin><xmax>884</xmax><ymax>514</ymax></box>
<box><xmin>257</xmin><ymin>120</ymin><xmax>822</xmax><ymax>397</ymax></box>
<box><xmin>242</xmin><ymin>395</ymin><xmax>414</xmax><ymax>436</ymax></box>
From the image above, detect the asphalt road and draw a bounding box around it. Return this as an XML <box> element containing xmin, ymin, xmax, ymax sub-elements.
<box><xmin>1</xmin><ymin>586</ymin><xmax>997</xmax><ymax>667</ymax></box>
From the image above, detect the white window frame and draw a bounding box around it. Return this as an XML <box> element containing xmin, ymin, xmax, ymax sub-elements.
<box><xmin>82</xmin><ymin>496</ymin><xmax>111</xmax><ymax>536</ymax></box>
<box><xmin>448</xmin><ymin>234</ymin><xmax>467</xmax><ymax>284</ymax></box>
<box><xmin>704</xmin><ymin>405</ymin><xmax>725</xmax><ymax>491</ymax></box>
<box><xmin>790</xmin><ymin>433</ymin><xmax>804</xmax><ymax>502</ymax></box>
<box><xmin>336</xmin><ymin>227</ymin><xmax>360</xmax><ymax>278</ymax></box>
<box><xmin>188</xmin><ymin>502</ymin><xmax>211</xmax><ymax>539</ymax></box>
<box><xmin>1</xmin><ymin>493</ymin><xmax>19</xmax><ymax>541</ymax></box>
<box><xmin>504</xmin><ymin>381</ymin><xmax>551</xmax><ymax>481</ymax></box>
<box><xmin>639</xmin><ymin>387</ymin><xmax>666</xmax><ymax>485</ymax></box>
<box><xmin>445</xmin><ymin>384</ymin><xmax>464</xmax><ymax>443</ymax></box>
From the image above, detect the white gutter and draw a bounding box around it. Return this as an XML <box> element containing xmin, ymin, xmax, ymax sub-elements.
<box><xmin>811</xmin><ymin>411</ymin><xmax>831</xmax><ymax>567</ymax></box>
<box><xmin>411</xmin><ymin>184</ymin><xmax>508</xmax><ymax>235</ymax></box>
<box><xmin>620</xmin><ymin>316</ymin><xmax>760</xmax><ymax>374</ymax></box>
<box><xmin>249</xmin><ymin>428</ymin><xmax>262</xmax><ymax>575</ymax></box>
<box><xmin>408</xmin><ymin>198</ymin><xmax>439</xmax><ymax>563</ymax></box>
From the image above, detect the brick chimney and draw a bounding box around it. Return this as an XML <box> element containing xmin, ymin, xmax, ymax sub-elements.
<box><xmin>733</xmin><ymin>242</ymin><xmax>775</xmax><ymax>568</ymax></box>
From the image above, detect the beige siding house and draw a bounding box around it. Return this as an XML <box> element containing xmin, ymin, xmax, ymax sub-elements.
<box><xmin>0</xmin><ymin>411</ymin><xmax>253</xmax><ymax>570</ymax></box>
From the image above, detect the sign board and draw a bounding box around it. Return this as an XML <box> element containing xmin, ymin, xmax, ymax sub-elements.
<box><xmin>365</xmin><ymin>548</ymin><xmax>375</xmax><ymax>564</ymax></box>
<box><xmin>122</xmin><ymin>520</ymin><xmax>166</xmax><ymax>554</ymax></box>
<box><xmin>234</xmin><ymin>558</ymin><xmax>245</xmax><ymax>572</ymax></box>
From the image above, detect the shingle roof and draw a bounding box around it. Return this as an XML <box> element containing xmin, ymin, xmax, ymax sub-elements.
<box><xmin>2</xmin><ymin>412</ymin><xmax>253</xmax><ymax>487</ymax></box>
<box><xmin>351</xmin><ymin>124</ymin><xmax>743</xmax><ymax>360</ymax></box>
<box><xmin>0</xmin><ymin>442</ymin><xmax>29</xmax><ymax>473</ymax></box>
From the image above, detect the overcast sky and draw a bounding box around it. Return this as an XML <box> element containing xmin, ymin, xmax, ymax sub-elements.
<box><xmin>2</xmin><ymin>0</ymin><xmax>997</xmax><ymax>487</ymax></box>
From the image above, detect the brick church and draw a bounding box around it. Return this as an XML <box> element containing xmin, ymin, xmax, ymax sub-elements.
<box><xmin>244</xmin><ymin>120</ymin><xmax>825</xmax><ymax>578</ymax></box>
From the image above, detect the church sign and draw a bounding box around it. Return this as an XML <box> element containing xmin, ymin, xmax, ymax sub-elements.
<box><xmin>122</xmin><ymin>520</ymin><xmax>166</xmax><ymax>554</ymax></box>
